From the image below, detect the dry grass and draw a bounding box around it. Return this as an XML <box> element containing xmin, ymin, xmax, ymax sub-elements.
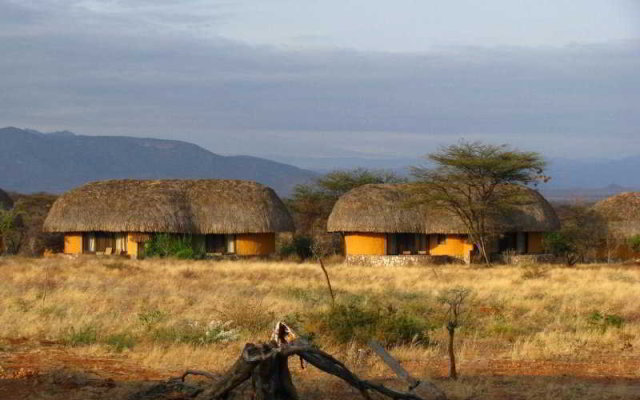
<box><xmin>1</xmin><ymin>256</ymin><xmax>639</xmax><ymax>399</ymax></box>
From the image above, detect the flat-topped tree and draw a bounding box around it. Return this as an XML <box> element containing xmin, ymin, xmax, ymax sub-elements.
<box><xmin>411</xmin><ymin>141</ymin><xmax>548</xmax><ymax>264</ymax></box>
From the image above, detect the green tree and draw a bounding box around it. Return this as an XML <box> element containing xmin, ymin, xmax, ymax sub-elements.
<box><xmin>545</xmin><ymin>203</ymin><xmax>607</xmax><ymax>265</ymax></box>
<box><xmin>0</xmin><ymin>207</ymin><xmax>25</xmax><ymax>254</ymax></box>
<box><xmin>411</xmin><ymin>141</ymin><xmax>547</xmax><ymax>264</ymax></box>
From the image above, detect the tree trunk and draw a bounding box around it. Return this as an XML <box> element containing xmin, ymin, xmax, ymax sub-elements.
<box><xmin>447</xmin><ymin>325</ymin><xmax>457</xmax><ymax>380</ymax></box>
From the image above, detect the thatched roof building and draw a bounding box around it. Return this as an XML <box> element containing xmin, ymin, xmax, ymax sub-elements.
<box><xmin>44</xmin><ymin>179</ymin><xmax>294</xmax><ymax>234</ymax></box>
<box><xmin>0</xmin><ymin>188</ymin><xmax>12</xmax><ymax>210</ymax></box>
<box><xmin>593</xmin><ymin>192</ymin><xmax>640</xmax><ymax>237</ymax></box>
<box><xmin>327</xmin><ymin>184</ymin><xmax>560</xmax><ymax>234</ymax></box>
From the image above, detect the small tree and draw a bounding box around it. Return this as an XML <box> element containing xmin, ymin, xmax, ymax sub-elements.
<box><xmin>411</xmin><ymin>141</ymin><xmax>547</xmax><ymax>264</ymax></box>
<box><xmin>545</xmin><ymin>203</ymin><xmax>607</xmax><ymax>265</ymax></box>
<box><xmin>0</xmin><ymin>207</ymin><xmax>25</xmax><ymax>254</ymax></box>
<box><xmin>437</xmin><ymin>287</ymin><xmax>473</xmax><ymax>380</ymax></box>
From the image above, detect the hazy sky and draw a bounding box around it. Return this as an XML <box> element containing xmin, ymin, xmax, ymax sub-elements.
<box><xmin>1</xmin><ymin>0</ymin><xmax>639</xmax><ymax>165</ymax></box>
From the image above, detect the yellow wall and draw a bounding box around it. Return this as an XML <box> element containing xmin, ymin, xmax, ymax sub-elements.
<box><xmin>344</xmin><ymin>233</ymin><xmax>387</xmax><ymax>255</ymax></box>
<box><xmin>236</xmin><ymin>233</ymin><xmax>276</xmax><ymax>256</ymax></box>
<box><xmin>429</xmin><ymin>234</ymin><xmax>473</xmax><ymax>257</ymax></box>
<box><xmin>127</xmin><ymin>233</ymin><xmax>141</xmax><ymax>259</ymax></box>
<box><xmin>527</xmin><ymin>232</ymin><xmax>544</xmax><ymax>254</ymax></box>
<box><xmin>64</xmin><ymin>233</ymin><xmax>83</xmax><ymax>254</ymax></box>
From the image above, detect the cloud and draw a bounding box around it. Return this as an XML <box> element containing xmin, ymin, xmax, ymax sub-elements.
<box><xmin>0</xmin><ymin>1</ymin><xmax>638</xmax><ymax>160</ymax></box>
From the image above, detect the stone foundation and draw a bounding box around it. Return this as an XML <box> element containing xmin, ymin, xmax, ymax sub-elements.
<box><xmin>492</xmin><ymin>253</ymin><xmax>557</xmax><ymax>264</ymax></box>
<box><xmin>346</xmin><ymin>254</ymin><xmax>466</xmax><ymax>267</ymax></box>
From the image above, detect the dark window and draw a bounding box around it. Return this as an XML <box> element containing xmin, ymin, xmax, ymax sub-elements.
<box><xmin>206</xmin><ymin>234</ymin><xmax>226</xmax><ymax>254</ymax></box>
<box><xmin>498</xmin><ymin>232</ymin><xmax>528</xmax><ymax>254</ymax></box>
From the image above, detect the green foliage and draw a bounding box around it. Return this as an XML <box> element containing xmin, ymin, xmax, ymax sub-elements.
<box><xmin>62</xmin><ymin>325</ymin><xmax>98</xmax><ymax>346</ymax></box>
<box><xmin>544</xmin><ymin>204</ymin><xmax>606</xmax><ymax>265</ymax></box>
<box><xmin>278</xmin><ymin>236</ymin><xmax>313</xmax><ymax>260</ymax></box>
<box><xmin>543</xmin><ymin>232</ymin><xmax>576</xmax><ymax>263</ymax></box>
<box><xmin>151</xmin><ymin>320</ymin><xmax>239</xmax><ymax>346</ymax></box>
<box><xmin>587</xmin><ymin>311</ymin><xmax>624</xmax><ymax>332</ymax></box>
<box><xmin>308</xmin><ymin>303</ymin><xmax>429</xmax><ymax>346</ymax></box>
<box><xmin>628</xmin><ymin>235</ymin><xmax>640</xmax><ymax>253</ymax></box>
<box><xmin>0</xmin><ymin>207</ymin><xmax>25</xmax><ymax>254</ymax></box>
<box><xmin>138</xmin><ymin>309</ymin><xmax>168</xmax><ymax>330</ymax></box>
<box><xmin>2</xmin><ymin>193</ymin><xmax>62</xmax><ymax>256</ymax></box>
<box><xmin>411</xmin><ymin>141</ymin><xmax>547</xmax><ymax>264</ymax></box>
<box><xmin>144</xmin><ymin>234</ymin><xmax>204</xmax><ymax>259</ymax></box>
<box><xmin>105</xmin><ymin>333</ymin><xmax>136</xmax><ymax>352</ymax></box>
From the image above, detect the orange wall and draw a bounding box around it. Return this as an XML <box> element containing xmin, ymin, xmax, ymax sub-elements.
<box><xmin>64</xmin><ymin>233</ymin><xmax>83</xmax><ymax>254</ymax></box>
<box><xmin>429</xmin><ymin>234</ymin><xmax>473</xmax><ymax>257</ymax></box>
<box><xmin>127</xmin><ymin>233</ymin><xmax>141</xmax><ymax>259</ymax></box>
<box><xmin>236</xmin><ymin>233</ymin><xmax>276</xmax><ymax>256</ymax></box>
<box><xmin>527</xmin><ymin>233</ymin><xmax>544</xmax><ymax>254</ymax></box>
<box><xmin>344</xmin><ymin>233</ymin><xmax>387</xmax><ymax>255</ymax></box>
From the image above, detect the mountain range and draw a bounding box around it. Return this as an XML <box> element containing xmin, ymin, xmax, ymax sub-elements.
<box><xmin>0</xmin><ymin>127</ymin><xmax>316</xmax><ymax>196</ymax></box>
<box><xmin>1</xmin><ymin>126</ymin><xmax>638</xmax><ymax>201</ymax></box>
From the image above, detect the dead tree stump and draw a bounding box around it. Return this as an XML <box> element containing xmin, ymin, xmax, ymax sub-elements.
<box><xmin>130</xmin><ymin>323</ymin><xmax>446</xmax><ymax>400</ymax></box>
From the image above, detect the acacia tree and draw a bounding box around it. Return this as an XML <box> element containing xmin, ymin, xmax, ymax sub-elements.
<box><xmin>411</xmin><ymin>142</ymin><xmax>547</xmax><ymax>264</ymax></box>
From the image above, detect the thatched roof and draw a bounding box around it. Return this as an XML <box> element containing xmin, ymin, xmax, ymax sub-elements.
<box><xmin>0</xmin><ymin>188</ymin><xmax>13</xmax><ymax>210</ymax></box>
<box><xmin>327</xmin><ymin>184</ymin><xmax>560</xmax><ymax>234</ymax></box>
<box><xmin>593</xmin><ymin>192</ymin><xmax>640</xmax><ymax>237</ymax></box>
<box><xmin>43</xmin><ymin>179</ymin><xmax>294</xmax><ymax>234</ymax></box>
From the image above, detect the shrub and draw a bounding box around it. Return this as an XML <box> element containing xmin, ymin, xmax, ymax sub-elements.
<box><xmin>144</xmin><ymin>234</ymin><xmax>204</xmax><ymax>259</ymax></box>
<box><xmin>278</xmin><ymin>236</ymin><xmax>313</xmax><ymax>260</ymax></box>
<box><xmin>138</xmin><ymin>309</ymin><xmax>168</xmax><ymax>330</ymax></box>
<box><xmin>105</xmin><ymin>333</ymin><xmax>136</xmax><ymax>352</ymax></box>
<box><xmin>62</xmin><ymin>325</ymin><xmax>98</xmax><ymax>346</ymax></box>
<box><xmin>628</xmin><ymin>235</ymin><xmax>640</xmax><ymax>254</ymax></box>
<box><xmin>152</xmin><ymin>320</ymin><xmax>239</xmax><ymax>346</ymax></box>
<box><xmin>308</xmin><ymin>303</ymin><xmax>429</xmax><ymax>346</ymax></box>
<box><xmin>587</xmin><ymin>311</ymin><xmax>624</xmax><ymax>332</ymax></box>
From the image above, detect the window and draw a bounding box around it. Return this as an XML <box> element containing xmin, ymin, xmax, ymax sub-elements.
<box><xmin>386</xmin><ymin>233</ymin><xmax>428</xmax><ymax>255</ymax></box>
<box><xmin>206</xmin><ymin>234</ymin><xmax>236</xmax><ymax>254</ymax></box>
<box><xmin>498</xmin><ymin>232</ymin><xmax>528</xmax><ymax>254</ymax></box>
<box><xmin>437</xmin><ymin>235</ymin><xmax>446</xmax><ymax>245</ymax></box>
<box><xmin>83</xmin><ymin>232</ymin><xmax>120</xmax><ymax>253</ymax></box>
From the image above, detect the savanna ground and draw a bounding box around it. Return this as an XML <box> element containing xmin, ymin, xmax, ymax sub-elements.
<box><xmin>1</xmin><ymin>256</ymin><xmax>639</xmax><ymax>400</ymax></box>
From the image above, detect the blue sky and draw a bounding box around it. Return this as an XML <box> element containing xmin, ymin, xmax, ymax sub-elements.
<box><xmin>1</xmin><ymin>0</ymin><xmax>639</xmax><ymax>166</ymax></box>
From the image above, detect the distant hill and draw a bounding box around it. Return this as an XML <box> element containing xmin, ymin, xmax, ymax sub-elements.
<box><xmin>0</xmin><ymin>127</ymin><xmax>316</xmax><ymax>196</ymax></box>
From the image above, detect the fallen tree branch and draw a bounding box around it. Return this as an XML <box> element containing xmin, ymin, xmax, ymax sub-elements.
<box><xmin>129</xmin><ymin>322</ymin><xmax>446</xmax><ymax>400</ymax></box>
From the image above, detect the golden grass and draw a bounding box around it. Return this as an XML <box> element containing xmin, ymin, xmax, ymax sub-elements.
<box><xmin>1</xmin><ymin>256</ymin><xmax>639</xmax><ymax>399</ymax></box>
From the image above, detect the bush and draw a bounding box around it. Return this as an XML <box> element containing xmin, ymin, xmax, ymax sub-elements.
<box><xmin>628</xmin><ymin>235</ymin><xmax>640</xmax><ymax>254</ymax></box>
<box><xmin>308</xmin><ymin>303</ymin><xmax>429</xmax><ymax>346</ymax></box>
<box><xmin>279</xmin><ymin>236</ymin><xmax>313</xmax><ymax>260</ymax></box>
<box><xmin>62</xmin><ymin>325</ymin><xmax>98</xmax><ymax>346</ymax></box>
<box><xmin>587</xmin><ymin>311</ymin><xmax>624</xmax><ymax>332</ymax></box>
<box><xmin>144</xmin><ymin>234</ymin><xmax>204</xmax><ymax>259</ymax></box>
<box><xmin>138</xmin><ymin>309</ymin><xmax>168</xmax><ymax>330</ymax></box>
<box><xmin>152</xmin><ymin>320</ymin><xmax>239</xmax><ymax>346</ymax></box>
<box><xmin>105</xmin><ymin>333</ymin><xmax>136</xmax><ymax>352</ymax></box>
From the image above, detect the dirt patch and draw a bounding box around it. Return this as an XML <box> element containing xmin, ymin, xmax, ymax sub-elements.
<box><xmin>1</xmin><ymin>344</ymin><xmax>640</xmax><ymax>400</ymax></box>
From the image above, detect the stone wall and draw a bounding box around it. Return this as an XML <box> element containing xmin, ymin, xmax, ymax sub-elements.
<box><xmin>346</xmin><ymin>254</ymin><xmax>466</xmax><ymax>267</ymax></box>
<box><xmin>492</xmin><ymin>253</ymin><xmax>557</xmax><ymax>264</ymax></box>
